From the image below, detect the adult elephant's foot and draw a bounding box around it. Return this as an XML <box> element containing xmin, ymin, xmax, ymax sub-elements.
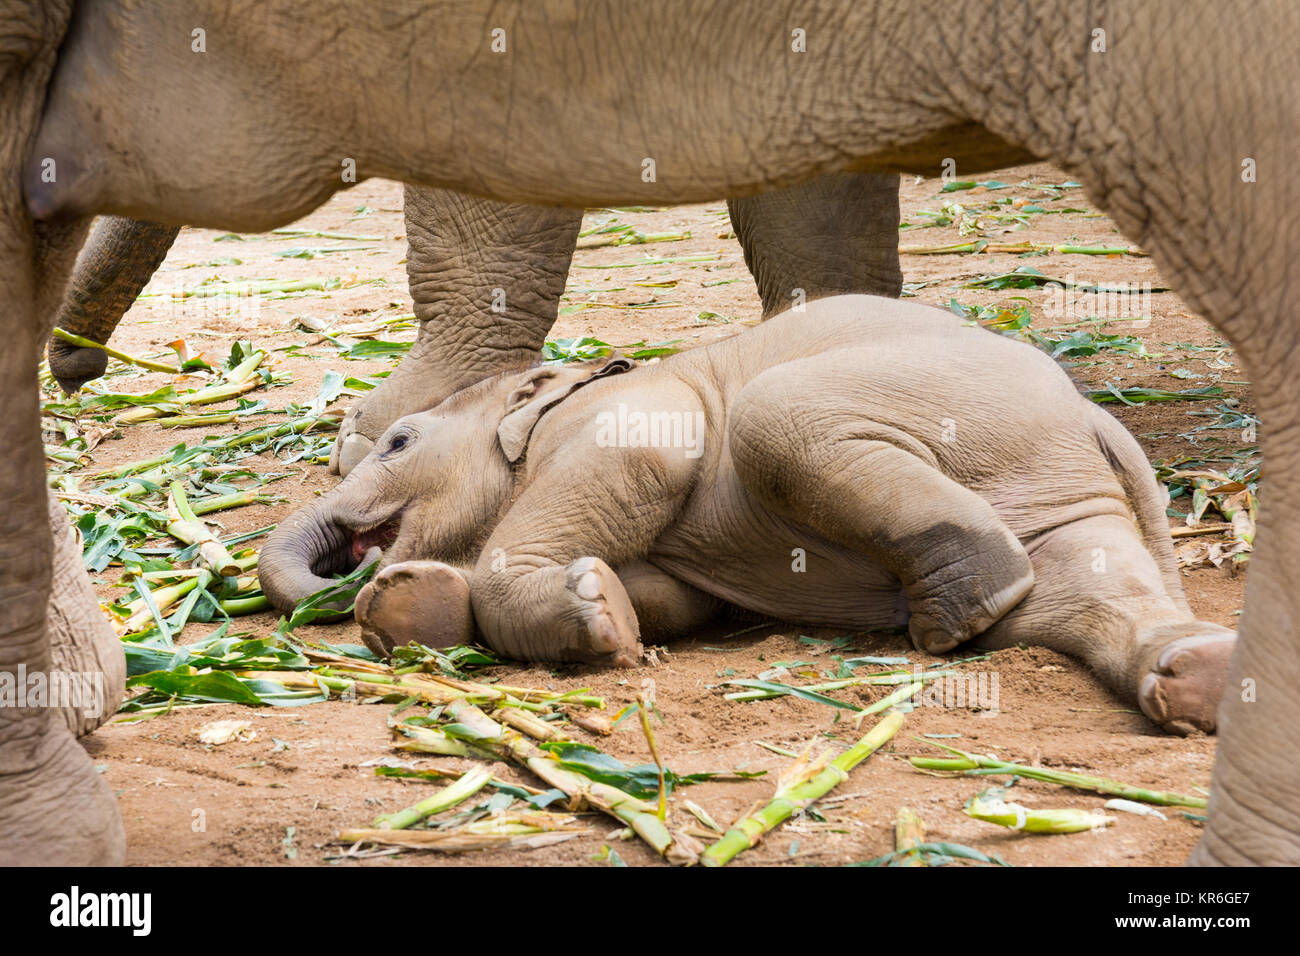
<box><xmin>560</xmin><ymin>558</ymin><xmax>642</xmax><ymax>668</ymax></box>
<box><xmin>1138</xmin><ymin>630</ymin><xmax>1236</xmax><ymax>736</ymax></box>
<box><xmin>0</xmin><ymin>717</ymin><xmax>125</xmax><ymax>865</ymax></box>
<box><xmin>329</xmin><ymin>362</ymin><xmax>458</xmax><ymax>476</ymax></box>
<box><xmin>329</xmin><ymin>407</ymin><xmax>375</xmax><ymax>477</ymax></box>
<box><xmin>355</xmin><ymin>560</ymin><xmax>474</xmax><ymax>657</ymax></box>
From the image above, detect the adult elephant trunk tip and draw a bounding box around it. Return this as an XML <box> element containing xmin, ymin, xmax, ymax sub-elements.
<box><xmin>47</xmin><ymin>338</ymin><xmax>108</xmax><ymax>394</ymax></box>
<box><xmin>259</xmin><ymin>502</ymin><xmax>360</xmax><ymax>618</ymax></box>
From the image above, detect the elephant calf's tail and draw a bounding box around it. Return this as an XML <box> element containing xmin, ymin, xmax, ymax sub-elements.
<box><xmin>1088</xmin><ymin>405</ymin><xmax>1188</xmax><ymax>610</ymax></box>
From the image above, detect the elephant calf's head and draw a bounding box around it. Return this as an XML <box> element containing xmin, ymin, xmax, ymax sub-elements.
<box><xmin>259</xmin><ymin>357</ymin><xmax>633</xmax><ymax>614</ymax></box>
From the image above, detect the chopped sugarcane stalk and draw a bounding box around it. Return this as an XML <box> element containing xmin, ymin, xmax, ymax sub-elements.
<box><xmin>339</xmin><ymin>813</ymin><xmax>587</xmax><ymax>852</ymax></box>
<box><xmin>899</xmin><ymin>240</ymin><xmax>1145</xmax><ymax>256</ymax></box>
<box><xmin>120</xmin><ymin>570</ymin><xmax>213</xmax><ymax>632</ymax></box>
<box><xmin>894</xmin><ymin>807</ymin><xmax>927</xmax><ymax>867</ymax></box>
<box><xmin>435</xmin><ymin>701</ymin><xmax>691</xmax><ymax>863</ymax></box>
<box><xmin>371</xmin><ymin>764</ymin><xmax>493</xmax><ymax>830</ymax></box>
<box><xmin>299</xmin><ymin>648</ymin><xmax>394</xmax><ymax>673</ymax></box>
<box><xmin>190</xmin><ymin>490</ymin><xmax>278</xmax><ymax>515</ymax></box>
<box><xmin>701</xmin><ymin>711</ymin><xmax>905</xmax><ymax>867</ymax></box>
<box><xmin>374</xmin><ymin>765</ymin><xmax>547</xmax><ymax>796</ymax></box>
<box><xmin>51</xmin><ymin>327</ymin><xmax>182</xmax><ymax>375</ymax></box>
<box><xmin>495</xmin><ymin>706</ymin><xmax>567</xmax><ymax>741</ymax></box>
<box><xmin>165</xmin><ymin>482</ymin><xmax>240</xmax><ymax>577</ymax></box>
<box><xmin>908</xmin><ymin>742</ymin><xmax>1207</xmax><ymax>808</ymax></box>
<box><xmin>853</xmin><ymin>680</ymin><xmax>926</xmax><ymax>725</ymax></box>
<box><xmin>564</xmin><ymin>707</ymin><xmax>613</xmax><ymax>735</ymax></box>
<box><xmin>391</xmin><ymin>722</ymin><xmax>475</xmax><ymax>758</ymax></box>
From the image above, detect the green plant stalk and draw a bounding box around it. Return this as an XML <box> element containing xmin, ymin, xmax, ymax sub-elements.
<box><xmin>91</xmin><ymin>449</ymin><xmax>185</xmax><ymax>480</ymax></box>
<box><xmin>393</xmin><ymin>723</ymin><xmax>475</xmax><ymax>758</ymax></box>
<box><xmin>965</xmin><ymin>788</ymin><xmax>1114</xmax><ymax>833</ymax></box>
<box><xmin>856</xmin><ymin>680</ymin><xmax>926</xmax><ymax>721</ymax></box>
<box><xmin>218</xmin><ymin>594</ymin><xmax>269</xmax><ymax>615</ymax></box>
<box><xmin>190</xmin><ymin>490</ymin><xmax>275</xmax><ymax>516</ymax></box>
<box><xmin>405</xmin><ymin>671</ymin><xmax>603</xmax><ymax>711</ymax></box>
<box><xmin>272</xmin><ymin>228</ymin><xmax>382</xmax><ymax>241</ymax></box>
<box><xmin>701</xmin><ymin>711</ymin><xmax>905</xmax><ymax>867</ymax></box>
<box><xmin>909</xmin><ymin>745</ymin><xmax>1207</xmax><ymax>808</ymax></box>
<box><xmin>371</xmin><ymin>764</ymin><xmax>493</xmax><ymax>830</ymax></box>
<box><xmin>117</xmin><ymin>349</ymin><xmax>266</xmax><ymax>424</ymax></box>
<box><xmin>255</xmin><ymin>670</ymin><xmax>494</xmax><ymax>707</ymax></box>
<box><xmin>223</xmin><ymin>415</ymin><xmax>338</xmax><ymax>449</ymax></box>
<box><xmin>495</xmin><ymin>706</ymin><xmax>567</xmax><ymax>741</ymax></box>
<box><xmin>148</xmin><ymin>277</ymin><xmax>340</xmax><ymax>298</ymax></box>
<box><xmin>51</xmin><ymin>327</ymin><xmax>181</xmax><ymax>375</ymax></box>
<box><xmin>156</xmin><ymin>412</ymin><xmax>239</xmax><ymax>428</ymax></box>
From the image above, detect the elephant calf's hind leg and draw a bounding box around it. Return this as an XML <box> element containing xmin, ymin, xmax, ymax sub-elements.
<box><xmin>978</xmin><ymin>515</ymin><xmax>1235</xmax><ymax>735</ymax></box>
<box><xmin>729</xmin><ymin>365</ymin><xmax>1033</xmax><ymax>653</ymax></box>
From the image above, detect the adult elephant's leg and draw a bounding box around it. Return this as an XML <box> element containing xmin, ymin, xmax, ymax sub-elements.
<box><xmin>45</xmin><ymin>217</ymin><xmax>179</xmax><ymax>393</ymax></box>
<box><xmin>334</xmin><ymin>174</ymin><xmax>901</xmax><ymax>475</ymax></box>
<box><xmin>0</xmin><ymin>1</ymin><xmax>123</xmax><ymax>864</ymax></box>
<box><xmin>45</xmin><ymin>492</ymin><xmax>126</xmax><ymax>738</ymax></box>
<box><xmin>330</xmin><ymin>187</ymin><xmax>584</xmax><ymax>474</ymax></box>
<box><xmin>1190</xmin><ymin>381</ymin><xmax>1300</xmax><ymax>865</ymax></box>
<box><xmin>728</xmin><ymin>172</ymin><xmax>902</xmax><ymax>317</ymax></box>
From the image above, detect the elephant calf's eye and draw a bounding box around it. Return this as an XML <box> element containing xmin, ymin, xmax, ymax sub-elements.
<box><xmin>387</xmin><ymin>434</ymin><xmax>409</xmax><ymax>454</ymax></box>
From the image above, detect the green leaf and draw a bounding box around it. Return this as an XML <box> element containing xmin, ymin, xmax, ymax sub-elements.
<box><xmin>538</xmin><ymin>741</ymin><xmax>762</xmax><ymax>798</ymax></box>
<box><xmin>723</xmin><ymin>678</ymin><xmax>862</xmax><ymax>711</ymax></box>
<box><xmin>275</xmin><ymin>561</ymin><xmax>378</xmax><ymax>635</ymax></box>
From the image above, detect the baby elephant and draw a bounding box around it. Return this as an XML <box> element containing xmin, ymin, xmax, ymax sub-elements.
<box><xmin>261</xmin><ymin>295</ymin><xmax>1234</xmax><ymax>735</ymax></box>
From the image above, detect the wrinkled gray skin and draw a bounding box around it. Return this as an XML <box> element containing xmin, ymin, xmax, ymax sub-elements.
<box><xmin>260</xmin><ymin>296</ymin><xmax>1235</xmax><ymax>742</ymax></box>
<box><xmin>46</xmin><ymin>216</ymin><xmax>178</xmax><ymax>391</ymax></box>
<box><xmin>47</xmin><ymin>172</ymin><xmax>902</xmax><ymax>479</ymax></box>
<box><xmin>5</xmin><ymin>0</ymin><xmax>1297</xmax><ymax>865</ymax></box>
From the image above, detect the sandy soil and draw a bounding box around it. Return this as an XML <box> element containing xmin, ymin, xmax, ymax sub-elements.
<box><xmin>50</xmin><ymin>162</ymin><xmax>1253</xmax><ymax>867</ymax></box>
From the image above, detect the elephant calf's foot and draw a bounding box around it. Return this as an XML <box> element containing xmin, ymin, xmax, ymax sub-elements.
<box><xmin>559</xmin><ymin>557</ymin><xmax>643</xmax><ymax>667</ymax></box>
<box><xmin>1138</xmin><ymin>630</ymin><xmax>1236</xmax><ymax>735</ymax></box>
<box><xmin>908</xmin><ymin>567</ymin><xmax>1034</xmax><ymax>655</ymax></box>
<box><xmin>355</xmin><ymin>560</ymin><xmax>474</xmax><ymax>658</ymax></box>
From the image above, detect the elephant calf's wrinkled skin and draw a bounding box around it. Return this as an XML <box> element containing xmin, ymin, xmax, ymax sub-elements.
<box><xmin>261</xmin><ymin>296</ymin><xmax>1234</xmax><ymax>736</ymax></box>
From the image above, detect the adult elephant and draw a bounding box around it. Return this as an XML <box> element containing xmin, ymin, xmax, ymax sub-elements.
<box><xmin>7</xmin><ymin>0</ymin><xmax>1297</xmax><ymax>866</ymax></box>
<box><xmin>46</xmin><ymin>174</ymin><xmax>903</xmax><ymax>477</ymax></box>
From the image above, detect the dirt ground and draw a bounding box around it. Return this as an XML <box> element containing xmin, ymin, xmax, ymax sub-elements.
<box><xmin>51</xmin><ymin>162</ymin><xmax>1253</xmax><ymax>867</ymax></box>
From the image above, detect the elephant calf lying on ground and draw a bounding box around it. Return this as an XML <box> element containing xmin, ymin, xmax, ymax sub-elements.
<box><xmin>261</xmin><ymin>295</ymin><xmax>1234</xmax><ymax>735</ymax></box>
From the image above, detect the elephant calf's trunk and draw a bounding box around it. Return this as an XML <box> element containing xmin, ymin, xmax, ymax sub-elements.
<box><xmin>259</xmin><ymin>504</ymin><xmax>359</xmax><ymax>616</ymax></box>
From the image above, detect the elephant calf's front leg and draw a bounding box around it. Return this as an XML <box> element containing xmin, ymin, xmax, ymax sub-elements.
<box><xmin>472</xmin><ymin>556</ymin><xmax>642</xmax><ymax>667</ymax></box>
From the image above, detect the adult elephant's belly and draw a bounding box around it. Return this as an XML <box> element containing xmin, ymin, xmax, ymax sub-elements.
<box><xmin>647</xmin><ymin>476</ymin><xmax>907</xmax><ymax>631</ymax></box>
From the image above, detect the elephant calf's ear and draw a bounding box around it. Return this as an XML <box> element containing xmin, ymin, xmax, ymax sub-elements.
<box><xmin>497</xmin><ymin>358</ymin><xmax>633</xmax><ymax>462</ymax></box>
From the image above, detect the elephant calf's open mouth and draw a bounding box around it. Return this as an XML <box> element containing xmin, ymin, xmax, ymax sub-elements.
<box><xmin>350</xmin><ymin>516</ymin><xmax>402</xmax><ymax>564</ymax></box>
<box><xmin>259</xmin><ymin>504</ymin><xmax>406</xmax><ymax>616</ymax></box>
